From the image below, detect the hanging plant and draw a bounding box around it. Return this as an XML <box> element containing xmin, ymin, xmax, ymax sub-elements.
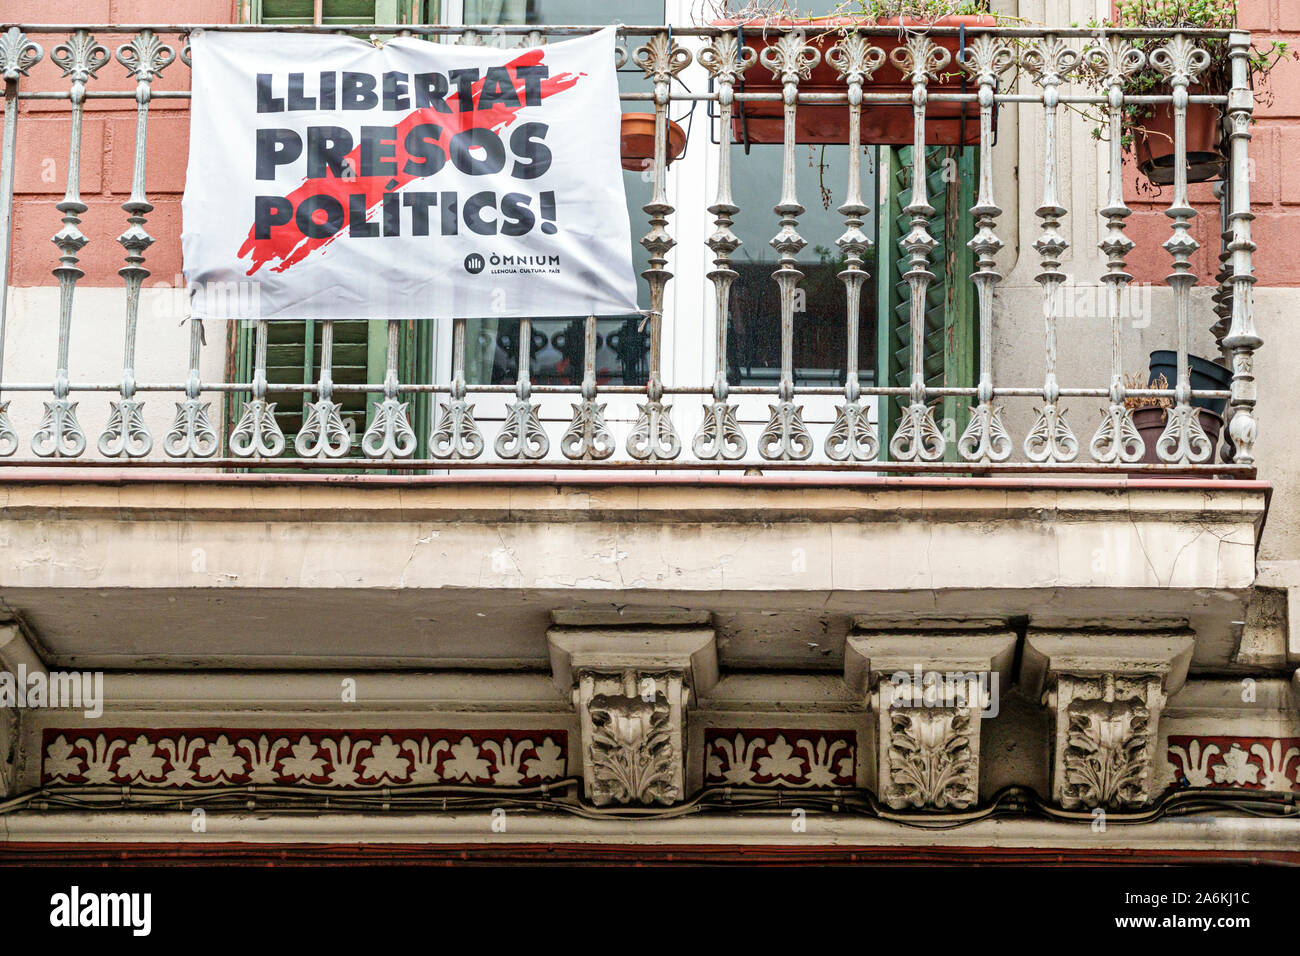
<box><xmin>1080</xmin><ymin>0</ymin><xmax>1293</xmax><ymax>186</ymax></box>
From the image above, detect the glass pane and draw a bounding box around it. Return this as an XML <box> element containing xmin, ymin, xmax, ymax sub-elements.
<box><xmin>727</xmin><ymin>145</ymin><xmax>877</xmax><ymax>389</ymax></box>
<box><xmin>462</xmin><ymin>1</ymin><xmax>665</xmax><ymax>386</ymax></box>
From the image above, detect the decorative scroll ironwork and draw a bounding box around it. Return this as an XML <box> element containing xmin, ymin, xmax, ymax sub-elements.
<box><xmin>0</xmin><ymin>28</ymin><xmax>43</xmax><ymax>457</ymax></box>
<box><xmin>99</xmin><ymin>30</ymin><xmax>174</xmax><ymax>458</ymax></box>
<box><xmin>1022</xmin><ymin>35</ymin><xmax>1081</xmax><ymax>463</ymax></box>
<box><xmin>628</xmin><ymin>32</ymin><xmax>688</xmax><ymax>462</ymax></box>
<box><xmin>229</xmin><ymin>320</ymin><xmax>286</xmax><ymax>458</ymax></box>
<box><xmin>758</xmin><ymin>31</ymin><xmax>818</xmax><ymax>461</ymax></box>
<box><xmin>957</xmin><ymin>34</ymin><xmax>1014</xmax><ymax>463</ymax></box>
<box><xmin>694</xmin><ymin>30</ymin><xmax>754</xmax><ymax>462</ymax></box>
<box><xmin>826</xmin><ymin>33</ymin><xmax>885</xmax><ymax>462</ymax></box>
<box><xmin>362</xmin><ymin>320</ymin><xmax>418</xmax><ymax>459</ymax></box>
<box><xmin>1151</xmin><ymin>34</ymin><xmax>1214</xmax><ymax>465</ymax></box>
<box><xmin>295</xmin><ymin>321</ymin><xmax>352</xmax><ymax>459</ymax></box>
<box><xmin>33</xmin><ymin>31</ymin><xmax>107</xmax><ymax>458</ymax></box>
<box><xmin>888</xmin><ymin>35</ymin><xmax>949</xmax><ymax>463</ymax></box>
<box><xmin>1086</xmin><ymin>36</ymin><xmax>1146</xmax><ymax>464</ymax></box>
<box><xmin>561</xmin><ymin>314</ymin><xmax>615</xmax><ymax>461</ymax></box>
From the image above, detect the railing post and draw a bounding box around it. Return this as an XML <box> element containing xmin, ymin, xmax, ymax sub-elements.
<box><xmin>628</xmin><ymin>31</ymin><xmax>687</xmax><ymax>462</ymax></box>
<box><xmin>757</xmin><ymin>30</ymin><xmax>816</xmax><ymax>461</ymax></box>
<box><xmin>495</xmin><ymin>316</ymin><xmax>548</xmax><ymax>459</ymax></box>
<box><xmin>362</xmin><ymin>320</ymin><xmax>418</xmax><ymax>459</ymax></box>
<box><xmin>1087</xmin><ymin>35</ymin><xmax>1145</xmax><ymax>464</ymax></box>
<box><xmin>887</xmin><ymin>34</ymin><xmax>948</xmax><ymax>463</ymax></box>
<box><xmin>431</xmin><ymin>317</ymin><xmax>485</xmax><ymax>459</ymax></box>
<box><xmin>694</xmin><ymin>30</ymin><xmax>753</xmax><ymax>462</ymax></box>
<box><xmin>32</xmin><ymin>31</ymin><xmax>108</xmax><ymax>458</ymax></box>
<box><xmin>0</xmin><ymin>28</ymin><xmax>42</xmax><ymax>458</ymax></box>
<box><xmin>825</xmin><ymin>32</ymin><xmax>884</xmax><ymax>463</ymax></box>
<box><xmin>957</xmin><ymin>34</ymin><xmax>1013</xmax><ymax>463</ymax></box>
<box><xmin>229</xmin><ymin>319</ymin><xmax>286</xmax><ymax>457</ymax></box>
<box><xmin>1152</xmin><ymin>34</ymin><xmax>1214</xmax><ymax>464</ymax></box>
<box><xmin>295</xmin><ymin>318</ymin><xmax>352</xmax><ymax>457</ymax></box>
<box><xmin>1223</xmin><ymin>29</ymin><xmax>1260</xmax><ymax>467</ymax></box>
<box><xmin>100</xmin><ymin>31</ymin><xmax>174</xmax><ymax>458</ymax></box>
<box><xmin>560</xmin><ymin>314</ymin><xmax>615</xmax><ymax>459</ymax></box>
<box><xmin>1022</xmin><ymin>35</ymin><xmax>1081</xmax><ymax>463</ymax></box>
<box><xmin>162</xmin><ymin>36</ymin><xmax>219</xmax><ymax>460</ymax></box>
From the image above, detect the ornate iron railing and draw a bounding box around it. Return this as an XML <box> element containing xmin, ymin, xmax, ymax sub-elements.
<box><xmin>0</xmin><ymin>23</ymin><xmax>1261</xmax><ymax>473</ymax></box>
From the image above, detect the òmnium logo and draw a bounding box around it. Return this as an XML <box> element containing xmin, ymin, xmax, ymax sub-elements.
<box><xmin>463</xmin><ymin>252</ymin><xmax>486</xmax><ymax>275</ymax></box>
<box><xmin>50</xmin><ymin>886</ymin><xmax>151</xmax><ymax>936</ymax></box>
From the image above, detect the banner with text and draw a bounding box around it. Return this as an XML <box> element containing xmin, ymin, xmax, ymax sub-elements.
<box><xmin>182</xmin><ymin>28</ymin><xmax>639</xmax><ymax>321</ymax></box>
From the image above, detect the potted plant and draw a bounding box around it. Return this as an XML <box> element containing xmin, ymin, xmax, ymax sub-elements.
<box><xmin>709</xmin><ymin>0</ymin><xmax>999</xmax><ymax>146</ymax></box>
<box><xmin>620</xmin><ymin>113</ymin><xmax>688</xmax><ymax>171</ymax></box>
<box><xmin>1128</xmin><ymin>371</ymin><xmax>1224</xmax><ymax>466</ymax></box>
<box><xmin>1087</xmin><ymin>0</ymin><xmax>1292</xmax><ymax>186</ymax></box>
<box><xmin>1148</xmin><ymin>349</ymin><xmax>1231</xmax><ymax>416</ymax></box>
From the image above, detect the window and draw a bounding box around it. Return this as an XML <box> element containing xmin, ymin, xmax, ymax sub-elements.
<box><xmin>227</xmin><ymin>1</ymin><xmax>977</xmax><ymax>463</ymax></box>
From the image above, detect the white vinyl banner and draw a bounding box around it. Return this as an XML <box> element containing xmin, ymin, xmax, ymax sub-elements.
<box><xmin>182</xmin><ymin>28</ymin><xmax>639</xmax><ymax>321</ymax></box>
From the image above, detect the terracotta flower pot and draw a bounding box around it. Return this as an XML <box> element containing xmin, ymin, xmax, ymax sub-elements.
<box><xmin>716</xmin><ymin>15</ymin><xmax>995</xmax><ymax>146</ymax></box>
<box><xmin>620</xmin><ymin>113</ymin><xmax>687</xmax><ymax>172</ymax></box>
<box><xmin>1132</xmin><ymin>406</ymin><xmax>1224</xmax><ymax>469</ymax></box>
<box><xmin>1132</xmin><ymin>99</ymin><xmax>1223</xmax><ymax>186</ymax></box>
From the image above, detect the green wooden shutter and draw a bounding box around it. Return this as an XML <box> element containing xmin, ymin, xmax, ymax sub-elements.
<box><xmin>875</xmin><ymin>145</ymin><xmax>977</xmax><ymax>461</ymax></box>
<box><xmin>228</xmin><ymin>0</ymin><xmax>433</xmax><ymax>460</ymax></box>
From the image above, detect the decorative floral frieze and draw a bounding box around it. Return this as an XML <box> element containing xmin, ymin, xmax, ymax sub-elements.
<box><xmin>1167</xmin><ymin>735</ymin><xmax>1300</xmax><ymax>792</ymax></box>
<box><xmin>704</xmin><ymin>729</ymin><xmax>856</xmax><ymax>788</ymax></box>
<box><xmin>41</xmin><ymin>729</ymin><xmax>567</xmax><ymax>789</ymax></box>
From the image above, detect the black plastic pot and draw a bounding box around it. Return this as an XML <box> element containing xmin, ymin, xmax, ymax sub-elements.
<box><xmin>1148</xmin><ymin>351</ymin><xmax>1231</xmax><ymax>416</ymax></box>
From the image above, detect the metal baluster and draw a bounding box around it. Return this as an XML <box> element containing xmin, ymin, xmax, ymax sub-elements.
<box><xmin>627</xmin><ymin>32</ymin><xmax>687</xmax><ymax>461</ymax></box>
<box><xmin>956</xmin><ymin>34</ymin><xmax>1013</xmax><ymax>463</ymax></box>
<box><xmin>1022</xmin><ymin>36</ymin><xmax>1081</xmax><ymax>463</ymax></box>
<box><xmin>229</xmin><ymin>320</ymin><xmax>286</xmax><ymax>457</ymax></box>
<box><xmin>757</xmin><ymin>30</ymin><xmax>817</xmax><ymax>461</ymax></box>
<box><xmin>495</xmin><ymin>316</ymin><xmax>548</xmax><ymax>459</ymax></box>
<box><xmin>32</xmin><ymin>32</ymin><xmax>108</xmax><ymax>458</ymax></box>
<box><xmin>362</xmin><ymin>320</ymin><xmax>417</xmax><ymax>459</ymax></box>
<box><xmin>825</xmin><ymin>33</ymin><xmax>885</xmax><ymax>463</ymax></box>
<box><xmin>1223</xmin><ymin>31</ymin><xmax>1260</xmax><ymax>467</ymax></box>
<box><xmin>1151</xmin><ymin>35</ymin><xmax>1213</xmax><ymax>464</ymax></box>
<box><xmin>694</xmin><ymin>31</ymin><xmax>754</xmax><ymax>461</ymax></box>
<box><xmin>430</xmin><ymin>318</ymin><xmax>485</xmax><ymax>459</ymax></box>
<box><xmin>99</xmin><ymin>31</ymin><xmax>174</xmax><ymax>458</ymax></box>
<box><xmin>0</xmin><ymin>29</ymin><xmax>42</xmax><ymax>457</ymax></box>
<box><xmin>1087</xmin><ymin>35</ymin><xmax>1145</xmax><ymax>464</ymax></box>
<box><xmin>561</xmin><ymin>314</ymin><xmax>615</xmax><ymax>459</ymax></box>
<box><xmin>163</xmin><ymin>31</ymin><xmax>222</xmax><ymax>460</ymax></box>
<box><xmin>164</xmin><ymin>317</ymin><xmax>218</xmax><ymax>457</ymax></box>
<box><xmin>887</xmin><ymin>35</ymin><xmax>948</xmax><ymax>463</ymax></box>
<box><xmin>295</xmin><ymin>319</ymin><xmax>351</xmax><ymax>457</ymax></box>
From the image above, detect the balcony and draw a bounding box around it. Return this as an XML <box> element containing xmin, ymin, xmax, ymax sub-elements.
<box><xmin>0</xmin><ymin>19</ymin><xmax>1291</xmax><ymax>850</ymax></box>
<box><xmin>0</xmin><ymin>21</ymin><xmax>1263</xmax><ymax>475</ymax></box>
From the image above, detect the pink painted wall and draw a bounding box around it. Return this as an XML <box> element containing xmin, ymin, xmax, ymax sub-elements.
<box><xmin>2</xmin><ymin>1</ymin><xmax>236</xmax><ymax>287</ymax></box>
<box><xmin>1126</xmin><ymin>0</ymin><xmax>1300</xmax><ymax>287</ymax></box>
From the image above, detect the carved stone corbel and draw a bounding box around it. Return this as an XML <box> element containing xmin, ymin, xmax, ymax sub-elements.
<box><xmin>547</xmin><ymin>625</ymin><xmax>717</xmax><ymax>806</ymax></box>
<box><xmin>844</xmin><ymin>623</ymin><xmax>1017</xmax><ymax>810</ymax></box>
<box><xmin>1022</xmin><ymin>629</ymin><xmax>1195</xmax><ymax>810</ymax></box>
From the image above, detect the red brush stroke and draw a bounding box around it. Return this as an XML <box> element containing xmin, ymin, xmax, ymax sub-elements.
<box><xmin>237</xmin><ymin>49</ymin><xmax>581</xmax><ymax>275</ymax></box>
